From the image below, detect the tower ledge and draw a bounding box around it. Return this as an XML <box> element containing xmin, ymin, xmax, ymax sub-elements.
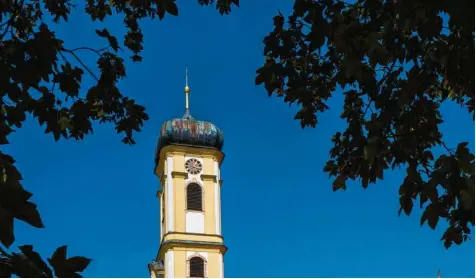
<box><xmin>154</xmin><ymin>145</ymin><xmax>225</xmax><ymax>177</ymax></box>
<box><xmin>157</xmin><ymin>239</ymin><xmax>228</xmax><ymax>262</ymax></box>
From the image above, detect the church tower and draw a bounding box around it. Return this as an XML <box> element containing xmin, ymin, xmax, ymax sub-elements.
<box><xmin>149</xmin><ymin>70</ymin><xmax>226</xmax><ymax>278</ymax></box>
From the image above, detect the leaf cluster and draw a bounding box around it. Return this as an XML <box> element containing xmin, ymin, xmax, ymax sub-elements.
<box><xmin>0</xmin><ymin>245</ymin><xmax>90</xmax><ymax>278</ymax></box>
<box><xmin>256</xmin><ymin>0</ymin><xmax>474</xmax><ymax>248</ymax></box>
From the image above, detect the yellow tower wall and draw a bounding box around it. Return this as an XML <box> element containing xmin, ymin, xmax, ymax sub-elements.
<box><xmin>154</xmin><ymin>145</ymin><xmax>226</xmax><ymax>278</ymax></box>
<box><xmin>156</xmin><ymin>147</ymin><xmax>223</xmax><ymax>236</ymax></box>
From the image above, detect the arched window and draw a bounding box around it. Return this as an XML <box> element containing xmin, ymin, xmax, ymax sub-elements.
<box><xmin>187</xmin><ymin>183</ymin><xmax>202</xmax><ymax>211</ymax></box>
<box><xmin>189</xmin><ymin>256</ymin><xmax>205</xmax><ymax>278</ymax></box>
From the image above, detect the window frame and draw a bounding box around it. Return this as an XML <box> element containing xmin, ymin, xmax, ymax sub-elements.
<box><xmin>187</xmin><ymin>255</ymin><xmax>207</xmax><ymax>278</ymax></box>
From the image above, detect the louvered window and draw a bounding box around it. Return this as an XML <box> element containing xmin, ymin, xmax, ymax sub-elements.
<box><xmin>187</xmin><ymin>183</ymin><xmax>202</xmax><ymax>211</ymax></box>
<box><xmin>189</xmin><ymin>257</ymin><xmax>205</xmax><ymax>278</ymax></box>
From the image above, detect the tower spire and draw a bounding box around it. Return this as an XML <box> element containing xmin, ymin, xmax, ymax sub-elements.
<box><xmin>184</xmin><ymin>67</ymin><xmax>190</xmax><ymax>115</ymax></box>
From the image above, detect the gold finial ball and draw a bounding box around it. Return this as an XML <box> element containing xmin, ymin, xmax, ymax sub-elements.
<box><xmin>185</xmin><ymin>86</ymin><xmax>190</xmax><ymax>93</ymax></box>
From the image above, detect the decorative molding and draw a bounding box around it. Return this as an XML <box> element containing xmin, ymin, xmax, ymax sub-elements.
<box><xmin>171</xmin><ymin>171</ymin><xmax>188</xmax><ymax>179</ymax></box>
<box><xmin>186</xmin><ymin>209</ymin><xmax>205</xmax><ymax>214</ymax></box>
<box><xmin>158</xmin><ymin>240</ymin><xmax>228</xmax><ymax>259</ymax></box>
<box><xmin>189</xmin><ymin>252</ymin><xmax>206</xmax><ymax>259</ymax></box>
<box><xmin>159</xmin><ymin>145</ymin><xmax>225</xmax><ymax>165</ymax></box>
<box><xmin>200</xmin><ymin>174</ymin><xmax>217</xmax><ymax>182</ymax></box>
<box><xmin>162</xmin><ymin>231</ymin><xmax>224</xmax><ymax>241</ymax></box>
<box><xmin>201</xmin><ymin>154</ymin><xmax>215</xmax><ymax>159</ymax></box>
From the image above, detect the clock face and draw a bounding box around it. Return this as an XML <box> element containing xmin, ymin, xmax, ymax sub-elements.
<box><xmin>185</xmin><ymin>158</ymin><xmax>202</xmax><ymax>175</ymax></box>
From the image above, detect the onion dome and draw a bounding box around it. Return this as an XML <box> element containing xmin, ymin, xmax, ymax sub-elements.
<box><xmin>154</xmin><ymin>69</ymin><xmax>224</xmax><ymax>165</ymax></box>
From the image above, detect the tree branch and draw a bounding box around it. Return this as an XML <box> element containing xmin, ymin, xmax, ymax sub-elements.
<box><xmin>60</xmin><ymin>48</ymin><xmax>99</xmax><ymax>81</ymax></box>
<box><xmin>438</xmin><ymin>140</ymin><xmax>456</xmax><ymax>157</ymax></box>
<box><xmin>68</xmin><ymin>46</ymin><xmax>110</xmax><ymax>56</ymax></box>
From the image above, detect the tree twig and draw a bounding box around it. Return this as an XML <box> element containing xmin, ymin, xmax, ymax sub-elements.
<box><xmin>60</xmin><ymin>48</ymin><xmax>99</xmax><ymax>81</ymax></box>
<box><xmin>438</xmin><ymin>140</ymin><xmax>456</xmax><ymax>157</ymax></box>
<box><xmin>68</xmin><ymin>46</ymin><xmax>109</xmax><ymax>56</ymax></box>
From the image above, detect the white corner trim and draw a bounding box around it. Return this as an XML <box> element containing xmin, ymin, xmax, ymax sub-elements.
<box><xmin>214</xmin><ymin>160</ymin><xmax>221</xmax><ymax>235</ymax></box>
<box><xmin>166</xmin><ymin>156</ymin><xmax>174</xmax><ymax>232</ymax></box>
<box><xmin>219</xmin><ymin>253</ymin><xmax>224</xmax><ymax>278</ymax></box>
<box><xmin>165</xmin><ymin>250</ymin><xmax>174</xmax><ymax>278</ymax></box>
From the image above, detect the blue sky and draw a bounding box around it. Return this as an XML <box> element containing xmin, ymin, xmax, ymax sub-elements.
<box><xmin>5</xmin><ymin>1</ymin><xmax>475</xmax><ymax>278</ymax></box>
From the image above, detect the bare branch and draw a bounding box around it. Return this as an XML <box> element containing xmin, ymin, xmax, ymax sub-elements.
<box><xmin>68</xmin><ymin>46</ymin><xmax>110</xmax><ymax>56</ymax></box>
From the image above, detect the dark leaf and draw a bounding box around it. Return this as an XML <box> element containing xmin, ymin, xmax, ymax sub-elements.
<box><xmin>18</xmin><ymin>245</ymin><xmax>53</xmax><ymax>277</ymax></box>
<box><xmin>131</xmin><ymin>55</ymin><xmax>142</xmax><ymax>62</ymax></box>
<box><xmin>48</xmin><ymin>246</ymin><xmax>67</xmax><ymax>270</ymax></box>
<box><xmin>399</xmin><ymin>195</ymin><xmax>413</xmax><ymax>216</ymax></box>
<box><xmin>0</xmin><ymin>208</ymin><xmax>14</xmax><ymax>248</ymax></box>
<box><xmin>165</xmin><ymin>2</ymin><xmax>179</xmax><ymax>16</ymax></box>
<box><xmin>14</xmin><ymin>201</ymin><xmax>44</xmax><ymax>229</ymax></box>
<box><xmin>67</xmin><ymin>256</ymin><xmax>91</xmax><ymax>273</ymax></box>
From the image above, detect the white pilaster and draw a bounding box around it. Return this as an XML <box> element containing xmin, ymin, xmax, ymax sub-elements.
<box><xmin>165</xmin><ymin>251</ymin><xmax>174</xmax><ymax>278</ymax></box>
<box><xmin>219</xmin><ymin>253</ymin><xmax>224</xmax><ymax>278</ymax></box>
<box><xmin>166</xmin><ymin>156</ymin><xmax>174</xmax><ymax>232</ymax></box>
<box><xmin>214</xmin><ymin>161</ymin><xmax>221</xmax><ymax>235</ymax></box>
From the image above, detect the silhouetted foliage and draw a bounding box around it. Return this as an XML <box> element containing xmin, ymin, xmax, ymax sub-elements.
<box><xmin>256</xmin><ymin>0</ymin><xmax>474</xmax><ymax>248</ymax></box>
<box><xmin>0</xmin><ymin>0</ymin><xmax>238</xmax><ymax>277</ymax></box>
<box><xmin>0</xmin><ymin>245</ymin><xmax>90</xmax><ymax>278</ymax></box>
